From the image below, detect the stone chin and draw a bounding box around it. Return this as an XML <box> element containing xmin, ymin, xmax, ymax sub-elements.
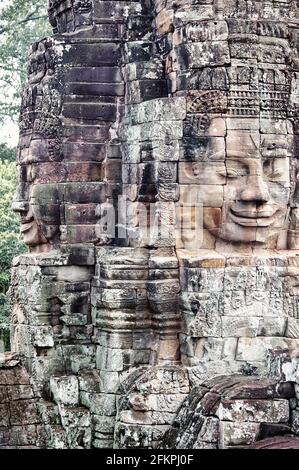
<box><xmin>21</xmin><ymin>219</ymin><xmax>46</xmax><ymax>246</ymax></box>
<box><xmin>209</xmin><ymin>223</ymin><xmax>272</xmax><ymax>244</ymax></box>
<box><xmin>20</xmin><ymin>218</ymin><xmax>56</xmax><ymax>252</ymax></box>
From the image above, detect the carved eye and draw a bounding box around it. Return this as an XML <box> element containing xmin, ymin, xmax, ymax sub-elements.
<box><xmin>226</xmin><ymin>168</ymin><xmax>247</xmax><ymax>178</ymax></box>
<box><xmin>267</xmin><ymin>170</ymin><xmax>284</xmax><ymax>180</ymax></box>
<box><xmin>226</xmin><ymin>169</ymin><xmax>239</xmax><ymax>178</ymax></box>
<box><xmin>263</xmin><ymin>159</ymin><xmax>284</xmax><ymax>180</ymax></box>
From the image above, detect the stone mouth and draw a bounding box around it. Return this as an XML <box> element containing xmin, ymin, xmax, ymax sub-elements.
<box><xmin>20</xmin><ymin>217</ymin><xmax>35</xmax><ymax>232</ymax></box>
<box><xmin>229</xmin><ymin>209</ymin><xmax>275</xmax><ymax>227</ymax></box>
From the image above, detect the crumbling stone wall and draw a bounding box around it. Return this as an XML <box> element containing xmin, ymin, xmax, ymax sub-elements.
<box><xmin>0</xmin><ymin>354</ymin><xmax>46</xmax><ymax>448</ymax></box>
<box><xmin>161</xmin><ymin>375</ymin><xmax>296</xmax><ymax>449</ymax></box>
<box><xmin>2</xmin><ymin>0</ymin><xmax>299</xmax><ymax>449</ymax></box>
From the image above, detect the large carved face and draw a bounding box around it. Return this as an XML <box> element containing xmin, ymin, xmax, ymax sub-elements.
<box><xmin>12</xmin><ymin>163</ymin><xmax>60</xmax><ymax>251</ymax></box>
<box><xmin>12</xmin><ymin>156</ymin><xmax>107</xmax><ymax>251</ymax></box>
<box><xmin>180</xmin><ymin>117</ymin><xmax>293</xmax><ymax>248</ymax></box>
<box><xmin>12</xmin><ymin>34</ymin><xmax>114</xmax><ymax>252</ymax></box>
<box><xmin>205</xmin><ymin>119</ymin><xmax>292</xmax><ymax>245</ymax></box>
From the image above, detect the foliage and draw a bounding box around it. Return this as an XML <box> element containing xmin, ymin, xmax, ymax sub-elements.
<box><xmin>0</xmin><ymin>0</ymin><xmax>51</xmax><ymax>125</ymax></box>
<box><xmin>0</xmin><ymin>143</ymin><xmax>16</xmax><ymax>162</ymax></box>
<box><xmin>0</xmin><ymin>159</ymin><xmax>26</xmax><ymax>348</ymax></box>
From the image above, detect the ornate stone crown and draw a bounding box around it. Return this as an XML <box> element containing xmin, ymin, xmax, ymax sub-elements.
<box><xmin>186</xmin><ymin>89</ymin><xmax>295</xmax><ymax>118</ymax></box>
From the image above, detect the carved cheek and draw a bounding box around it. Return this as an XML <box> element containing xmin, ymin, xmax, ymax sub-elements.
<box><xmin>268</xmin><ymin>183</ymin><xmax>290</xmax><ymax>208</ymax></box>
<box><xmin>223</xmin><ymin>178</ymin><xmax>244</xmax><ymax>202</ymax></box>
<box><xmin>22</xmin><ymin>220</ymin><xmax>43</xmax><ymax>245</ymax></box>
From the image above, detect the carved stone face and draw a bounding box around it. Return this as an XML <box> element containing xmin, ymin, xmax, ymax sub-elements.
<box><xmin>202</xmin><ymin>118</ymin><xmax>292</xmax><ymax>245</ymax></box>
<box><xmin>12</xmin><ymin>168</ymin><xmax>60</xmax><ymax>251</ymax></box>
<box><xmin>13</xmin><ymin>50</ymin><xmax>112</xmax><ymax>252</ymax></box>
<box><xmin>12</xmin><ymin>159</ymin><xmax>107</xmax><ymax>251</ymax></box>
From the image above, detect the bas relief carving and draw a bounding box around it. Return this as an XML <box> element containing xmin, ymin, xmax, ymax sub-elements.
<box><xmin>181</xmin><ymin>116</ymin><xmax>293</xmax><ymax>247</ymax></box>
<box><xmin>7</xmin><ymin>0</ymin><xmax>299</xmax><ymax>449</ymax></box>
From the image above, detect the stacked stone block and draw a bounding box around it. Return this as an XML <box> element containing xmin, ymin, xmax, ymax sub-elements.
<box><xmin>10</xmin><ymin>247</ymin><xmax>96</xmax><ymax>397</ymax></box>
<box><xmin>161</xmin><ymin>374</ymin><xmax>296</xmax><ymax>449</ymax></box>
<box><xmin>0</xmin><ymin>358</ymin><xmax>46</xmax><ymax>448</ymax></box>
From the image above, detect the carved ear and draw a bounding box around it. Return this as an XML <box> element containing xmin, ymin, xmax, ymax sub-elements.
<box><xmin>288</xmin><ymin>208</ymin><xmax>299</xmax><ymax>249</ymax></box>
<box><xmin>40</xmin><ymin>225</ymin><xmax>60</xmax><ymax>241</ymax></box>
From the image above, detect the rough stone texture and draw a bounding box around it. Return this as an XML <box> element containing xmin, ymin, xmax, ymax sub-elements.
<box><xmin>0</xmin><ymin>356</ymin><xmax>46</xmax><ymax>448</ymax></box>
<box><xmin>3</xmin><ymin>0</ymin><xmax>299</xmax><ymax>449</ymax></box>
<box><xmin>160</xmin><ymin>375</ymin><xmax>294</xmax><ymax>449</ymax></box>
<box><xmin>251</xmin><ymin>435</ymin><xmax>299</xmax><ymax>449</ymax></box>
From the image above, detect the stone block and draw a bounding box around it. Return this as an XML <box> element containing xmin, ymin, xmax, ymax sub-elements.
<box><xmin>176</xmin><ymin>42</ymin><xmax>230</xmax><ymax>69</ymax></box>
<box><xmin>236</xmin><ymin>337</ymin><xmax>298</xmax><ymax>363</ymax></box>
<box><xmin>50</xmin><ymin>376</ymin><xmax>79</xmax><ymax>406</ymax></box>
<box><xmin>92</xmin><ymin>415</ymin><xmax>115</xmax><ymax>434</ymax></box>
<box><xmin>195</xmin><ymin>417</ymin><xmax>219</xmax><ymax>443</ymax></box>
<box><xmin>61</xmin><ymin>43</ymin><xmax>121</xmax><ymax>66</ymax></box>
<box><xmin>88</xmin><ymin>393</ymin><xmax>116</xmax><ymax>416</ymax></box>
<box><xmin>179</xmin><ymin>184</ymin><xmax>224</xmax><ymax>207</ymax></box>
<box><xmin>130</xmin><ymin>97</ymin><xmax>186</xmax><ymax>124</ymax></box>
<box><xmin>9</xmin><ymin>400</ymin><xmax>40</xmax><ymax>426</ymax></box>
<box><xmin>6</xmin><ymin>385</ymin><xmax>34</xmax><ymax>401</ymax></box>
<box><xmin>219</xmin><ymin>421</ymin><xmax>260</xmax><ymax>448</ymax></box>
<box><xmin>59</xmin><ymin>406</ymin><xmax>90</xmax><ymax>429</ymax></box>
<box><xmin>258</xmin><ymin>317</ymin><xmax>287</xmax><ymax>337</ymax></box>
<box><xmin>128</xmin><ymin>393</ymin><xmax>186</xmax><ymax>413</ymax></box>
<box><xmin>221</xmin><ymin>317</ymin><xmax>260</xmax><ymax>338</ymax></box>
<box><xmin>217</xmin><ymin>399</ymin><xmax>289</xmax><ymax>423</ymax></box>
<box><xmin>286</xmin><ymin>319</ymin><xmax>299</xmax><ymax>339</ymax></box>
<box><xmin>32</xmin><ymin>326</ymin><xmax>54</xmax><ymax>348</ymax></box>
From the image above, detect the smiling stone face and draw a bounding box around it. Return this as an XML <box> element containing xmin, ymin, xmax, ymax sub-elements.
<box><xmin>203</xmin><ymin>122</ymin><xmax>292</xmax><ymax>245</ymax></box>
<box><xmin>12</xmin><ymin>167</ymin><xmax>61</xmax><ymax>251</ymax></box>
<box><xmin>178</xmin><ymin>114</ymin><xmax>295</xmax><ymax>249</ymax></box>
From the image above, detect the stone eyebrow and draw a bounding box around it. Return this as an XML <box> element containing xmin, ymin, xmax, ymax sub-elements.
<box><xmin>226</xmin><ymin>151</ymin><xmax>258</xmax><ymax>158</ymax></box>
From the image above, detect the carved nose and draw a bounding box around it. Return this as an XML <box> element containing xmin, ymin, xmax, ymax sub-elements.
<box><xmin>239</xmin><ymin>176</ymin><xmax>270</xmax><ymax>205</ymax></box>
<box><xmin>11</xmin><ymin>200</ymin><xmax>29</xmax><ymax>214</ymax></box>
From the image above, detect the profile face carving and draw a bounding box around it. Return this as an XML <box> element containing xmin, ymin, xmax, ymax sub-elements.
<box><xmin>12</xmin><ymin>167</ymin><xmax>60</xmax><ymax>251</ymax></box>
<box><xmin>13</xmin><ymin>170</ymin><xmax>108</xmax><ymax>251</ymax></box>
<box><xmin>202</xmin><ymin>120</ymin><xmax>292</xmax><ymax>245</ymax></box>
<box><xmin>13</xmin><ymin>35</ymin><xmax>112</xmax><ymax>252</ymax></box>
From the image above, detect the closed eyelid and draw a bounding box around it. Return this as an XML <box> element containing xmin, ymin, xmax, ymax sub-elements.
<box><xmin>226</xmin><ymin>167</ymin><xmax>249</xmax><ymax>177</ymax></box>
<box><xmin>226</xmin><ymin>160</ymin><xmax>250</xmax><ymax>173</ymax></box>
<box><xmin>226</xmin><ymin>168</ymin><xmax>248</xmax><ymax>177</ymax></box>
<box><xmin>263</xmin><ymin>158</ymin><xmax>289</xmax><ymax>180</ymax></box>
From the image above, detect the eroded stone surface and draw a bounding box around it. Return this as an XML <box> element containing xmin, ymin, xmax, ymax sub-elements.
<box><xmin>3</xmin><ymin>0</ymin><xmax>299</xmax><ymax>449</ymax></box>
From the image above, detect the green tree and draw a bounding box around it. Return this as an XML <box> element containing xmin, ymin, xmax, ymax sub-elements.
<box><xmin>0</xmin><ymin>0</ymin><xmax>51</xmax><ymax>125</ymax></box>
<box><xmin>0</xmin><ymin>160</ymin><xmax>26</xmax><ymax>349</ymax></box>
<box><xmin>0</xmin><ymin>143</ymin><xmax>16</xmax><ymax>162</ymax></box>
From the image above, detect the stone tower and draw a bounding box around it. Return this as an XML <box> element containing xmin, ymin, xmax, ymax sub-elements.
<box><xmin>1</xmin><ymin>0</ymin><xmax>299</xmax><ymax>449</ymax></box>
